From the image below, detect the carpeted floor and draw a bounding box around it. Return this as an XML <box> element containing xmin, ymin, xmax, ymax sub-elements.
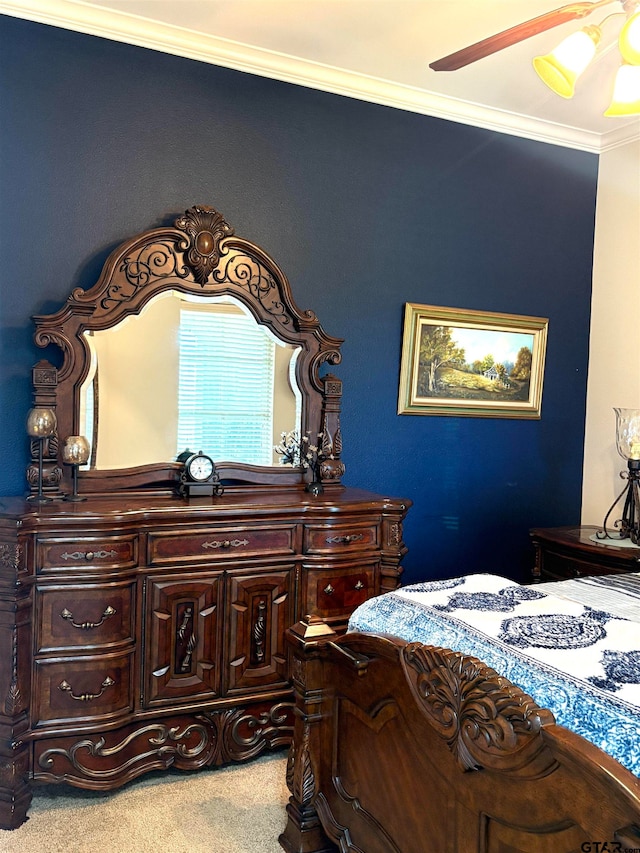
<box><xmin>0</xmin><ymin>752</ymin><xmax>289</xmax><ymax>852</ymax></box>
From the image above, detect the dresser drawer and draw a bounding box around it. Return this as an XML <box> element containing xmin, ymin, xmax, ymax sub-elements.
<box><xmin>33</xmin><ymin>650</ymin><xmax>134</xmax><ymax>726</ymax></box>
<box><xmin>35</xmin><ymin>581</ymin><xmax>135</xmax><ymax>653</ymax></box>
<box><xmin>36</xmin><ymin>535</ymin><xmax>137</xmax><ymax>573</ymax></box>
<box><xmin>303</xmin><ymin>522</ymin><xmax>379</xmax><ymax>555</ymax></box>
<box><xmin>148</xmin><ymin>525</ymin><xmax>297</xmax><ymax>565</ymax></box>
<box><xmin>303</xmin><ymin>561</ymin><xmax>378</xmax><ymax>626</ymax></box>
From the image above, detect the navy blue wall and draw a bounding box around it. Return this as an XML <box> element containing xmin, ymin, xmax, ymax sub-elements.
<box><xmin>0</xmin><ymin>15</ymin><xmax>598</xmax><ymax>583</ymax></box>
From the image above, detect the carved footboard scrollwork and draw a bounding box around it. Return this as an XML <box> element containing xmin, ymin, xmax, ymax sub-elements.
<box><xmin>401</xmin><ymin>642</ymin><xmax>556</xmax><ymax>776</ymax></box>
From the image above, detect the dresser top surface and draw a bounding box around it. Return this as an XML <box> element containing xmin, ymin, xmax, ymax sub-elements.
<box><xmin>0</xmin><ymin>487</ymin><xmax>411</xmax><ymax>528</ymax></box>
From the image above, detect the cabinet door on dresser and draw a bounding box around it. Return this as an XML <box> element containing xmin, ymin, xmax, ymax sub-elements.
<box><xmin>224</xmin><ymin>566</ymin><xmax>294</xmax><ymax>695</ymax></box>
<box><xmin>144</xmin><ymin>573</ymin><xmax>223</xmax><ymax>707</ymax></box>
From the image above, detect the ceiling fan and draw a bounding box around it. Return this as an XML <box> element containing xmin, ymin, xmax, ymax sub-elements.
<box><xmin>429</xmin><ymin>0</ymin><xmax>640</xmax><ymax>116</ymax></box>
<box><xmin>429</xmin><ymin>0</ymin><xmax>634</xmax><ymax>71</ymax></box>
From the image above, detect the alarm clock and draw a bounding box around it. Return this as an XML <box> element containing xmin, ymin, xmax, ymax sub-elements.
<box><xmin>177</xmin><ymin>450</ymin><xmax>224</xmax><ymax>498</ymax></box>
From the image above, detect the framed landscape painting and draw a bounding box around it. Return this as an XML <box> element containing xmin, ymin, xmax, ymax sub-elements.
<box><xmin>398</xmin><ymin>303</ymin><xmax>548</xmax><ymax>418</ymax></box>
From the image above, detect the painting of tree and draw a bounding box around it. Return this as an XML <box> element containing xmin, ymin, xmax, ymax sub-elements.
<box><xmin>418</xmin><ymin>325</ymin><xmax>465</xmax><ymax>393</ymax></box>
<box><xmin>510</xmin><ymin>346</ymin><xmax>532</xmax><ymax>380</ymax></box>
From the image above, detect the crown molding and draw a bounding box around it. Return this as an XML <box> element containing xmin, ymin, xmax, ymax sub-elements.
<box><xmin>598</xmin><ymin>120</ymin><xmax>640</xmax><ymax>152</ymax></box>
<box><xmin>2</xmin><ymin>0</ymin><xmax>640</xmax><ymax>153</ymax></box>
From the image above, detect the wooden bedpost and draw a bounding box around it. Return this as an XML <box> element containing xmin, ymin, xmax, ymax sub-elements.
<box><xmin>279</xmin><ymin>616</ymin><xmax>338</xmax><ymax>853</ymax></box>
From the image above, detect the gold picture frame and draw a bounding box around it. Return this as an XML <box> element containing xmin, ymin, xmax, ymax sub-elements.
<box><xmin>398</xmin><ymin>303</ymin><xmax>548</xmax><ymax>419</ymax></box>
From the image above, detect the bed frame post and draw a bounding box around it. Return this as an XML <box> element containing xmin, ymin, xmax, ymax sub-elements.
<box><xmin>279</xmin><ymin>616</ymin><xmax>338</xmax><ymax>853</ymax></box>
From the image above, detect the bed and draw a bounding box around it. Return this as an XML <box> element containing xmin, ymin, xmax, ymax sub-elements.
<box><xmin>279</xmin><ymin>572</ymin><xmax>640</xmax><ymax>853</ymax></box>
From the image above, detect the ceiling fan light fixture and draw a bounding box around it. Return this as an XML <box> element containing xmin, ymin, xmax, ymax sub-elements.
<box><xmin>532</xmin><ymin>25</ymin><xmax>601</xmax><ymax>98</ymax></box>
<box><xmin>604</xmin><ymin>63</ymin><xmax>640</xmax><ymax>114</ymax></box>
<box><xmin>619</xmin><ymin>10</ymin><xmax>640</xmax><ymax>64</ymax></box>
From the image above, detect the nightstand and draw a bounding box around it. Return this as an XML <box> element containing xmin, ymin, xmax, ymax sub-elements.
<box><xmin>530</xmin><ymin>525</ymin><xmax>640</xmax><ymax>582</ymax></box>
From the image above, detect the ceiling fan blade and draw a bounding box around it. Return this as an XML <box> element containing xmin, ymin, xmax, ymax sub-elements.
<box><xmin>429</xmin><ymin>1</ymin><xmax>611</xmax><ymax>71</ymax></box>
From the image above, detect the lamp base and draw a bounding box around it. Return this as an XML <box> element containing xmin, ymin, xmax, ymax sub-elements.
<box><xmin>597</xmin><ymin>459</ymin><xmax>640</xmax><ymax>545</ymax></box>
<box><xmin>63</xmin><ymin>464</ymin><xmax>86</xmax><ymax>502</ymax></box>
<box><xmin>26</xmin><ymin>494</ymin><xmax>52</xmax><ymax>504</ymax></box>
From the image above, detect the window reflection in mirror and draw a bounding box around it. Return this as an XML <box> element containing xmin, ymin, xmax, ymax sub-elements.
<box><xmin>80</xmin><ymin>291</ymin><xmax>302</xmax><ymax>469</ymax></box>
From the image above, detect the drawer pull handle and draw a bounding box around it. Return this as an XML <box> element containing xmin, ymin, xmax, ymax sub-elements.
<box><xmin>354</xmin><ymin>580</ymin><xmax>364</xmax><ymax>590</ymax></box>
<box><xmin>181</xmin><ymin>633</ymin><xmax>197</xmax><ymax>672</ymax></box>
<box><xmin>325</xmin><ymin>534</ymin><xmax>364</xmax><ymax>546</ymax></box>
<box><xmin>58</xmin><ymin>675</ymin><xmax>115</xmax><ymax>702</ymax></box>
<box><xmin>60</xmin><ymin>549</ymin><xmax>118</xmax><ymax>562</ymax></box>
<box><xmin>202</xmin><ymin>538</ymin><xmax>249</xmax><ymax>550</ymax></box>
<box><xmin>253</xmin><ymin>600</ymin><xmax>267</xmax><ymax>664</ymax></box>
<box><xmin>323</xmin><ymin>584</ymin><xmax>335</xmax><ymax>596</ymax></box>
<box><xmin>60</xmin><ymin>605</ymin><xmax>116</xmax><ymax>630</ymax></box>
<box><xmin>177</xmin><ymin>606</ymin><xmax>196</xmax><ymax>673</ymax></box>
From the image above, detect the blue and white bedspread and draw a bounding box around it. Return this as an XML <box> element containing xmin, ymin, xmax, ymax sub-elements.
<box><xmin>348</xmin><ymin>573</ymin><xmax>640</xmax><ymax>777</ymax></box>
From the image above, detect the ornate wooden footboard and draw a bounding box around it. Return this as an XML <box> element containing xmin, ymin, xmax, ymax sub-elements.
<box><xmin>279</xmin><ymin>616</ymin><xmax>640</xmax><ymax>853</ymax></box>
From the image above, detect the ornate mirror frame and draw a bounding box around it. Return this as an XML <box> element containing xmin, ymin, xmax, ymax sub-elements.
<box><xmin>28</xmin><ymin>204</ymin><xmax>345</xmax><ymax>498</ymax></box>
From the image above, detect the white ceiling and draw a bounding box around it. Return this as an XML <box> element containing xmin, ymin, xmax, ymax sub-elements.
<box><xmin>3</xmin><ymin>0</ymin><xmax>640</xmax><ymax>152</ymax></box>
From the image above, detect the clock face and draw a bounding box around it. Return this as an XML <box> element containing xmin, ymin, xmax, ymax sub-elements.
<box><xmin>187</xmin><ymin>454</ymin><xmax>214</xmax><ymax>482</ymax></box>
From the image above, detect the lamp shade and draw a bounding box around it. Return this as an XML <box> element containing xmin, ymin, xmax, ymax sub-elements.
<box><xmin>26</xmin><ymin>407</ymin><xmax>57</xmax><ymax>438</ymax></box>
<box><xmin>614</xmin><ymin>408</ymin><xmax>640</xmax><ymax>461</ymax></box>
<box><xmin>62</xmin><ymin>435</ymin><xmax>91</xmax><ymax>465</ymax></box>
<box><xmin>533</xmin><ymin>26</ymin><xmax>600</xmax><ymax>98</ymax></box>
<box><xmin>619</xmin><ymin>10</ymin><xmax>640</xmax><ymax>65</ymax></box>
<box><xmin>604</xmin><ymin>64</ymin><xmax>640</xmax><ymax>116</ymax></box>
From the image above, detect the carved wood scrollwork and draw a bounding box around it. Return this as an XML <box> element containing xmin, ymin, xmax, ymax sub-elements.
<box><xmin>175</xmin><ymin>204</ymin><xmax>234</xmax><ymax>285</ymax></box>
<box><xmin>215</xmin><ymin>251</ymin><xmax>290</xmax><ymax>324</ymax></box>
<box><xmin>0</xmin><ymin>544</ymin><xmax>19</xmax><ymax>571</ymax></box>
<box><xmin>286</xmin><ymin>721</ymin><xmax>316</xmax><ymax>807</ymax></box>
<box><xmin>37</xmin><ymin>722</ymin><xmax>212</xmax><ymax>779</ymax></box>
<box><xmin>4</xmin><ymin>625</ymin><xmax>22</xmax><ymax>717</ymax></box>
<box><xmin>37</xmin><ymin>701</ymin><xmax>294</xmax><ymax>782</ymax></box>
<box><xmin>402</xmin><ymin>643</ymin><xmax>555</xmax><ymax>774</ymax></box>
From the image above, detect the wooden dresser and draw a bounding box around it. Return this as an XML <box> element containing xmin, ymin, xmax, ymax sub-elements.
<box><xmin>530</xmin><ymin>525</ymin><xmax>640</xmax><ymax>581</ymax></box>
<box><xmin>0</xmin><ymin>204</ymin><xmax>411</xmax><ymax>828</ymax></box>
<box><xmin>0</xmin><ymin>487</ymin><xmax>409</xmax><ymax>828</ymax></box>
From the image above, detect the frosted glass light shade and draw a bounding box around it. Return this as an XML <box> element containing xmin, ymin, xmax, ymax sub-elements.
<box><xmin>604</xmin><ymin>64</ymin><xmax>640</xmax><ymax>116</ymax></box>
<box><xmin>533</xmin><ymin>27</ymin><xmax>600</xmax><ymax>98</ymax></box>
<box><xmin>614</xmin><ymin>408</ymin><xmax>640</xmax><ymax>461</ymax></box>
<box><xmin>619</xmin><ymin>11</ymin><xmax>640</xmax><ymax>65</ymax></box>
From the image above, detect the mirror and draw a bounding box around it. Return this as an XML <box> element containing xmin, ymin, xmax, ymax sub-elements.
<box><xmin>29</xmin><ymin>203</ymin><xmax>344</xmax><ymax>497</ymax></box>
<box><xmin>80</xmin><ymin>291</ymin><xmax>302</xmax><ymax>470</ymax></box>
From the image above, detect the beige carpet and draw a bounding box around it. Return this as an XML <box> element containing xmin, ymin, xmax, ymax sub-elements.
<box><xmin>0</xmin><ymin>752</ymin><xmax>289</xmax><ymax>853</ymax></box>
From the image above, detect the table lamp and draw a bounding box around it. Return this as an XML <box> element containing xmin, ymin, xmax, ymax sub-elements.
<box><xmin>597</xmin><ymin>407</ymin><xmax>640</xmax><ymax>544</ymax></box>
